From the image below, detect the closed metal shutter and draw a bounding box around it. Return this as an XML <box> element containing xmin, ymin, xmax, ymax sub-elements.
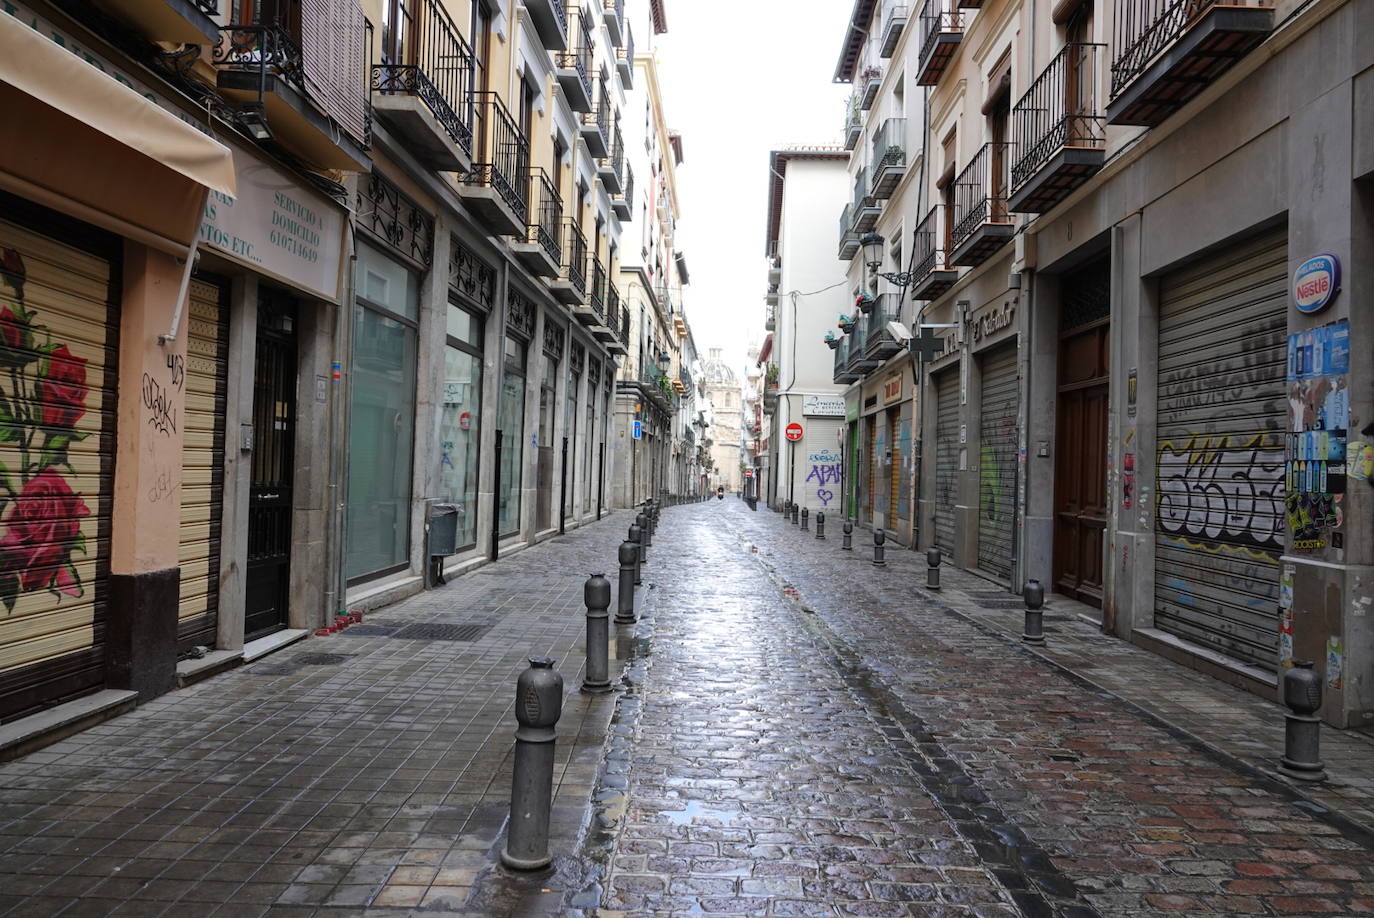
<box><xmin>177</xmin><ymin>277</ymin><xmax>229</xmax><ymax>652</ymax></box>
<box><xmin>1154</xmin><ymin>228</ymin><xmax>1287</xmax><ymax>671</ymax></box>
<box><xmin>0</xmin><ymin>217</ymin><xmax>117</xmax><ymax>721</ymax></box>
<box><xmin>866</xmin><ymin>416</ymin><xmax>878</xmax><ymax>518</ymax></box>
<box><xmin>978</xmin><ymin>344</ymin><xmax>1018</xmax><ymax>580</ymax></box>
<box><xmin>888</xmin><ymin>411</ymin><xmax>900</xmax><ymax>518</ymax></box>
<box><xmin>933</xmin><ymin>367</ymin><xmax>959</xmax><ymax>554</ymax></box>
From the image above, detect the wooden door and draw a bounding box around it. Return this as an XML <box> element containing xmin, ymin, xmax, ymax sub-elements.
<box><xmin>1053</xmin><ymin>321</ymin><xmax>1109</xmax><ymax>605</ymax></box>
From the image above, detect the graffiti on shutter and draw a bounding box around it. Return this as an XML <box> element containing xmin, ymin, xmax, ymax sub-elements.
<box><xmin>934</xmin><ymin>367</ymin><xmax>959</xmax><ymax>554</ymax></box>
<box><xmin>1154</xmin><ymin>229</ymin><xmax>1286</xmax><ymax>671</ymax></box>
<box><xmin>978</xmin><ymin>344</ymin><xmax>1018</xmax><ymax>581</ymax></box>
<box><xmin>0</xmin><ymin>218</ymin><xmax>117</xmax><ymax>720</ymax></box>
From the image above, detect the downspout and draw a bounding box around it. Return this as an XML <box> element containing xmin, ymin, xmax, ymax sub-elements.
<box><xmin>327</xmin><ymin>217</ymin><xmax>358</xmax><ymax>621</ymax></box>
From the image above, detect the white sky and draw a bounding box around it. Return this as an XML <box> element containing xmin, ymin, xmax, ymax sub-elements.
<box><xmin>653</xmin><ymin>2</ymin><xmax>852</xmax><ymax>380</ymax></box>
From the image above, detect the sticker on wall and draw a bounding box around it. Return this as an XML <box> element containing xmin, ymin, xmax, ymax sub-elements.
<box><xmin>1325</xmin><ymin>636</ymin><xmax>1343</xmax><ymax>691</ymax></box>
<box><xmin>1278</xmin><ymin>613</ymin><xmax>1294</xmax><ymax>669</ymax></box>
<box><xmin>1285</xmin><ymin>320</ymin><xmax>1350</xmax><ymax>551</ymax></box>
<box><xmin>1349</xmin><ymin>441</ymin><xmax>1374</xmax><ymax>482</ymax></box>
<box><xmin>1279</xmin><ymin>565</ymin><xmax>1295</xmax><ymax>611</ymax></box>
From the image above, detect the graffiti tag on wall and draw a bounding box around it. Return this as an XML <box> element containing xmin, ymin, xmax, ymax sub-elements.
<box><xmin>806</xmin><ymin>450</ymin><xmax>841</xmax><ymax>509</ymax></box>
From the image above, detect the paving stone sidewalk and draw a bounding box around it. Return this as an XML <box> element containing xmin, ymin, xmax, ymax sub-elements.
<box><xmin>736</xmin><ymin>503</ymin><xmax>1374</xmax><ymax>834</ymax></box>
<box><xmin>0</xmin><ymin>513</ymin><xmax>640</xmax><ymax>918</ymax></box>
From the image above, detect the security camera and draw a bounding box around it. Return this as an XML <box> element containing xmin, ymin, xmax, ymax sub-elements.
<box><xmin>887</xmin><ymin>320</ymin><xmax>912</xmax><ymax>343</ymax></box>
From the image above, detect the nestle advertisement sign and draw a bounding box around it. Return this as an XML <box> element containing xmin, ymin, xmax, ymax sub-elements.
<box><xmin>1293</xmin><ymin>254</ymin><xmax>1340</xmax><ymax>314</ymax></box>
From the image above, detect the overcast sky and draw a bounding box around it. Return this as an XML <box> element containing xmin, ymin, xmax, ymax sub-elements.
<box><xmin>653</xmin><ymin>2</ymin><xmax>852</xmax><ymax>380</ymax></box>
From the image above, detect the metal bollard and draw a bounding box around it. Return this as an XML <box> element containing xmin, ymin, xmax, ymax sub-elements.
<box><xmin>582</xmin><ymin>574</ymin><xmax>612</xmax><ymax>694</ymax></box>
<box><xmin>1022</xmin><ymin>579</ymin><xmax>1045</xmax><ymax>645</ymax></box>
<box><xmin>842</xmin><ymin>520</ymin><xmax>853</xmax><ymax>551</ymax></box>
<box><xmin>1279</xmin><ymin>660</ymin><xmax>1327</xmax><ymax>782</ymax></box>
<box><xmin>628</xmin><ymin>523</ymin><xmax>643</xmax><ymax>585</ymax></box>
<box><xmin>801</xmin><ymin>507</ymin><xmax>809</xmax><ymax>531</ymax></box>
<box><xmin>636</xmin><ymin>511</ymin><xmax>650</xmax><ymax>553</ymax></box>
<box><xmin>501</xmin><ymin>657</ymin><xmax>563</xmax><ymax>870</ymax></box>
<box><xmin>616</xmin><ymin>541</ymin><xmax>638</xmax><ymax>624</ymax></box>
<box><xmin>927</xmin><ymin>547</ymin><xmax>942</xmax><ymax>591</ymax></box>
<box><xmin>782</xmin><ymin>499</ymin><xmax>791</xmax><ymax>517</ymax></box>
<box><xmin>791</xmin><ymin>504</ymin><xmax>800</xmax><ymax>526</ymax></box>
<box><xmin>815</xmin><ymin>512</ymin><xmax>825</xmax><ymax>540</ymax></box>
<box><xmin>873</xmin><ymin>528</ymin><xmax>886</xmax><ymax>567</ymax></box>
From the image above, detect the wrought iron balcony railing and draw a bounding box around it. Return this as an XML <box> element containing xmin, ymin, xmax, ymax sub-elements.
<box><xmin>619</xmin><ymin>304</ymin><xmax>630</xmax><ymax>342</ymax></box>
<box><xmin>526</xmin><ymin>168</ymin><xmax>562</xmax><ymax>265</ymax></box>
<box><xmin>951</xmin><ymin>142</ymin><xmax>1012</xmax><ymax>254</ymax></box>
<box><xmin>561</xmin><ymin>219</ymin><xmax>588</xmax><ymax>295</ymax></box>
<box><xmin>915</xmin><ymin>0</ymin><xmax>963</xmax><ymax>86</ymax></box>
<box><xmin>557</xmin><ymin>22</ymin><xmax>594</xmax><ymax>102</ymax></box>
<box><xmin>617</xmin><ymin>21</ymin><xmax>635</xmax><ymax>86</ymax></box>
<box><xmin>590</xmin><ymin>256</ymin><xmax>608</xmax><ymax>321</ymax></box>
<box><xmin>881</xmin><ymin>3</ymin><xmax>909</xmax><ymax>58</ymax></box>
<box><xmin>838</xmin><ymin>204</ymin><xmax>859</xmax><ymax>259</ymax></box>
<box><xmin>870</xmin><ymin>117</ymin><xmax>907</xmax><ymax>197</ymax></box>
<box><xmin>607</xmin><ymin>279</ymin><xmax>621</xmax><ymax>330</ymax></box>
<box><xmin>910</xmin><ymin>207</ymin><xmax>956</xmax><ymax>300</ymax></box>
<box><xmin>465</xmin><ymin>92</ymin><xmax>530</xmax><ymax>222</ymax></box>
<box><xmin>1012</xmin><ymin>43</ymin><xmax>1105</xmax><ymax>188</ymax></box>
<box><xmin>371</xmin><ymin>0</ymin><xmax>474</xmax><ymax>155</ymax></box>
<box><xmin>215</xmin><ymin>22</ymin><xmax>305</xmax><ymax>94</ymax></box>
<box><xmin>584</xmin><ymin>77</ymin><xmax>612</xmax><ymax>147</ymax></box>
<box><xmin>843</xmin><ymin>95</ymin><xmax>862</xmax><ymax>150</ymax></box>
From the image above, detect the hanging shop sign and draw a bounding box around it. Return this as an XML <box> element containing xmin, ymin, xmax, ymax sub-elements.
<box><xmin>1293</xmin><ymin>254</ymin><xmax>1340</xmax><ymax>314</ymax></box>
<box><xmin>802</xmin><ymin>394</ymin><xmax>845</xmax><ymax>417</ymax></box>
<box><xmin>199</xmin><ymin>144</ymin><xmax>346</xmax><ymax>302</ymax></box>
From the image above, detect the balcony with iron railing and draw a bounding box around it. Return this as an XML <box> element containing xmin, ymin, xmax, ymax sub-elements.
<box><xmin>617</xmin><ymin>21</ymin><xmax>635</xmax><ymax>88</ymax></box>
<box><xmin>214</xmin><ymin>9</ymin><xmax>372</xmax><ymax>172</ymax></box>
<box><xmin>915</xmin><ymin>0</ymin><xmax>963</xmax><ymax>86</ymax></box>
<box><xmin>655</xmin><ymin>283</ymin><xmax>674</xmax><ymax>317</ymax></box>
<box><xmin>103</xmin><ymin>0</ymin><xmax>219</xmax><ymax>42</ymax></box>
<box><xmin>851</xmin><ymin>168</ymin><xmax>881</xmax><ymax>233</ymax></box>
<box><xmin>843</xmin><ymin>95</ymin><xmax>863</xmax><ymax>151</ymax></box>
<box><xmin>581</xmin><ymin>77</ymin><xmax>612</xmax><ymax>157</ymax></box>
<box><xmin>556</xmin><ymin>16</ymin><xmax>595</xmax><ymax>112</ymax></box>
<box><xmin>603</xmin><ymin>0</ymin><xmax>624</xmax><ymax>46</ymax></box>
<box><xmin>864</xmin><ymin>294</ymin><xmax>906</xmax><ymax>361</ymax></box>
<box><xmin>858</xmin><ymin>65</ymin><xmax>883</xmax><ymax>110</ymax></box>
<box><xmin>524</xmin><ymin>0</ymin><xmax>569</xmax><ymax>51</ymax></box>
<box><xmin>371</xmin><ymin>0</ymin><xmax>474</xmax><ymax>172</ymax></box>
<box><xmin>847</xmin><ymin>314</ymin><xmax>881</xmax><ymax>374</ymax></box>
<box><xmin>1010</xmin><ymin>43</ymin><xmax>1107</xmax><ymax>214</ymax></box>
<box><xmin>833</xmin><ymin>332</ymin><xmax>858</xmax><ymax>384</ymax></box>
<box><xmin>598</xmin><ymin>123</ymin><xmax>624</xmax><ymax>193</ymax></box>
<box><xmin>549</xmin><ymin>218</ymin><xmax>588</xmax><ymax>304</ymax></box>
<box><xmin>461</xmin><ymin>92</ymin><xmax>530</xmax><ymax>236</ymax></box>
<box><xmin>641</xmin><ymin>363</ymin><xmax>674</xmax><ymax>408</ymax></box>
<box><xmin>838</xmin><ymin>204</ymin><xmax>860</xmax><ymax>260</ymax></box>
<box><xmin>1107</xmin><ymin>0</ymin><xmax>1274</xmax><ymax>127</ymax></box>
<box><xmin>605</xmin><ymin>282</ymin><xmax>626</xmax><ymax>353</ymax></box>
<box><xmin>594</xmin><ymin>271</ymin><xmax>619</xmax><ymax>343</ymax></box>
<box><xmin>870</xmin><ymin>118</ymin><xmax>907</xmax><ymax>199</ymax></box>
<box><xmin>880</xmin><ymin>3</ymin><xmax>909</xmax><ymax>57</ymax></box>
<box><xmin>612</xmin><ymin>162</ymin><xmax>633</xmax><ymax>220</ymax></box>
<box><xmin>512</xmin><ymin>168</ymin><xmax>562</xmax><ymax>277</ymax></box>
<box><xmin>910</xmin><ymin>207</ymin><xmax>959</xmax><ymax>301</ymax></box>
<box><xmin>587</xmin><ymin>256</ymin><xmax>608</xmax><ymax>325</ymax></box>
<box><xmin>765</xmin><ymin>303</ymin><xmax>775</xmax><ymax>332</ymax></box>
<box><xmin>949</xmin><ymin>142</ymin><xmax>1013</xmax><ymax>267</ymax></box>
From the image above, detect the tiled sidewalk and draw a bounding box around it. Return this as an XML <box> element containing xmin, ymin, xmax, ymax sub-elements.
<box><xmin>738</xmin><ymin>504</ymin><xmax>1374</xmax><ymax>837</ymax></box>
<box><xmin>0</xmin><ymin>513</ymin><xmax>642</xmax><ymax>917</ymax></box>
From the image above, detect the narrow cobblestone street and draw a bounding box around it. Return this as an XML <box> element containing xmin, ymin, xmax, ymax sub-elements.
<box><xmin>2</xmin><ymin>500</ymin><xmax>1374</xmax><ymax>917</ymax></box>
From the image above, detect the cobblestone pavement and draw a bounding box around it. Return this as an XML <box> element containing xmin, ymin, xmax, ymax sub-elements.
<box><xmin>0</xmin><ymin>514</ymin><xmax>639</xmax><ymax>918</ymax></box>
<box><xmin>586</xmin><ymin>499</ymin><xmax>1374</xmax><ymax>917</ymax></box>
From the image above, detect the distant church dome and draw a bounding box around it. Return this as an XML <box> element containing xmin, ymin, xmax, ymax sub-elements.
<box><xmin>701</xmin><ymin>347</ymin><xmax>737</xmax><ymax>385</ymax></box>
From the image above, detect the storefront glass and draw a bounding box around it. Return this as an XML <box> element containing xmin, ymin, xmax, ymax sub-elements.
<box><xmin>498</xmin><ymin>337</ymin><xmax>526</xmax><ymax>536</ymax></box>
<box><xmin>438</xmin><ymin>303</ymin><xmax>483</xmax><ymax>549</ymax></box>
<box><xmin>346</xmin><ymin>243</ymin><xmax>418</xmax><ymax>581</ymax></box>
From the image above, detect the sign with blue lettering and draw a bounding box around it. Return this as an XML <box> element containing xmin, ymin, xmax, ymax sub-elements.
<box><xmin>632</xmin><ymin>419</ymin><xmax>642</xmax><ymax>439</ymax></box>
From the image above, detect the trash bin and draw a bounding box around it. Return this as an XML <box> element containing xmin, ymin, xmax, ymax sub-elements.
<box><xmin>429</xmin><ymin>503</ymin><xmax>461</xmax><ymax>557</ymax></box>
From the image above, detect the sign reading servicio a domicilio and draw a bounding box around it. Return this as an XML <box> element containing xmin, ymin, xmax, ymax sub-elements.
<box><xmin>199</xmin><ymin>146</ymin><xmax>345</xmax><ymax>302</ymax></box>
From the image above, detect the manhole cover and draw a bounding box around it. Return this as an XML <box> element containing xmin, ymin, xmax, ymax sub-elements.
<box><xmin>393</xmin><ymin>622</ymin><xmax>492</xmax><ymax>642</ymax></box>
<box><xmin>294</xmin><ymin>653</ymin><xmax>354</xmax><ymax>666</ymax></box>
<box><xmin>335</xmin><ymin>624</ymin><xmax>400</xmax><ymax>637</ymax></box>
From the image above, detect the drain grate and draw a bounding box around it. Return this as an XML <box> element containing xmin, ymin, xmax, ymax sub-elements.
<box><xmin>334</xmin><ymin>624</ymin><xmax>401</xmax><ymax>637</ymax></box>
<box><xmin>393</xmin><ymin>622</ymin><xmax>493</xmax><ymax>642</ymax></box>
<box><xmin>294</xmin><ymin>652</ymin><xmax>354</xmax><ymax>666</ymax></box>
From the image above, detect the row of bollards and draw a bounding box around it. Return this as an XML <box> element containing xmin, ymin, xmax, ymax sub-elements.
<box><xmin>504</xmin><ymin>498</ymin><xmax>665</xmax><ymax>872</ymax></box>
<box><xmin>777</xmin><ymin>503</ymin><xmax>1330</xmax><ymax>786</ymax></box>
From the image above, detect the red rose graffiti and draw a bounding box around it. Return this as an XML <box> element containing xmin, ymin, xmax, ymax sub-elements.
<box><xmin>0</xmin><ymin>469</ymin><xmax>90</xmax><ymax>597</ymax></box>
<box><xmin>37</xmin><ymin>345</ymin><xmax>88</xmax><ymax>429</ymax></box>
<box><xmin>0</xmin><ymin>248</ymin><xmax>93</xmax><ymax>612</ymax></box>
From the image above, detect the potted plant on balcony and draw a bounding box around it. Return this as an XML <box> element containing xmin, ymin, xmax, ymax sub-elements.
<box><xmin>860</xmin><ymin>65</ymin><xmax>882</xmax><ymax>88</ymax></box>
<box><xmin>837</xmin><ymin>313</ymin><xmax>855</xmax><ymax>334</ymax></box>
<box><xmin>765</xmin><ymin>363</ymin><xmax>780</xmax><ymax>387</ymax></box>
<box><xmin>855</xmin><ymin>292</ymin><xmax>875</xmax><ymax>315</ymax></box>
<box><xmin>824</xmin><ymin>331</ymin><xmax>840</xmax><ymax>350</ymax></box>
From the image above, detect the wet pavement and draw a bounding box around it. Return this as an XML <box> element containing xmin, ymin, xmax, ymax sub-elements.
<box><xmin>3</xmin><ymin>499</ymin><xmax>1374</xmax><ymax>917</ymax></box>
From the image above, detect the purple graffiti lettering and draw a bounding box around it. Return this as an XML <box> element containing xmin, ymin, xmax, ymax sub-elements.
<box><xmin>806</xmin><ymin>463</ymin><xmax>841</xmax><ymax>486</ymax></box>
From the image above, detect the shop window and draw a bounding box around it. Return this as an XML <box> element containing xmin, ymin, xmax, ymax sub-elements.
<box><xmin>438</xmin><ymin>302</ymin><xmax>483</xmax><ymax>550</ymax></box>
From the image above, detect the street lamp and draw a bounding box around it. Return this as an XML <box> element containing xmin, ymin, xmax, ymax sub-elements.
<box><xmin>859</xmin><ymin>232</ymin><xmax>916</xmax><ymax>291</ymax></box>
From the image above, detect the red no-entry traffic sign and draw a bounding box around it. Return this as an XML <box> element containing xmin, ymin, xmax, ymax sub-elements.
<box><xmin>784</xmin><ymin>423</ymin><xmax>804</xmax><ymax>442</ymax></box>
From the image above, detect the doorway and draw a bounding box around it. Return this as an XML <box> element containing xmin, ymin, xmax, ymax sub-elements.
<box><xmin>245</xmin><ymin>291</ymin><xmax>297</xmax><ymax>640</ymax></box>
<box><xmin>1053</xmin><ymin>258</ymin><xmax>1110</xmax><ymax>606</ymax></box>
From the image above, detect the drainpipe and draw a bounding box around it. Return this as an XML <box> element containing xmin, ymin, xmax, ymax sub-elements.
<box><xmin>326</xmin><ymin>217</ymin><xmax>357</xmax><ymax>623</ymax></box>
